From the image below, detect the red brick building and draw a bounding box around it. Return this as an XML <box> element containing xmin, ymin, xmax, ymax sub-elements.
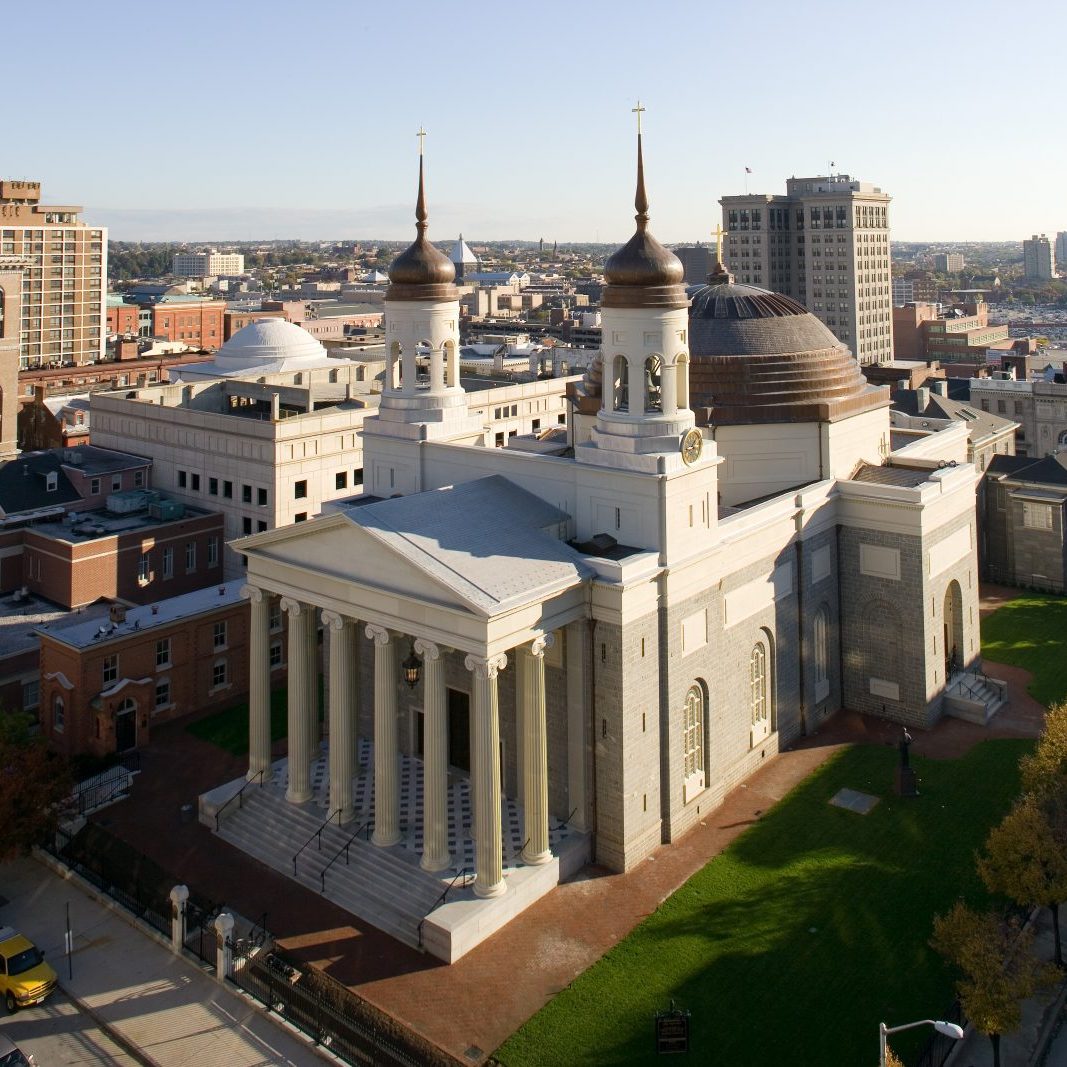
<box><xmin>106</xmin><ymin>299</ymin><xmax>139</xmax><ymax>336</ymax></box>
<box><xmin>150</xmin><ymin>299</ymin><xmax>225</xmax><ymax>350</ymax></box>
<box><xmin>38</xmin><ymin>581</ymin><xmax>288</xmax><ymax>757</ymax></box>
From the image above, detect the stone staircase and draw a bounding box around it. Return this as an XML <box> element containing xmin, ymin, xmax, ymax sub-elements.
<box><xmin>944</xmin><ymin>671</ymin><xmax>1009</xmax><ymax>725</ymax></box>
<box><xmin>215</xmin><ymin>788</ymin><xmax>450</xmax><ymax>950</ymax></box>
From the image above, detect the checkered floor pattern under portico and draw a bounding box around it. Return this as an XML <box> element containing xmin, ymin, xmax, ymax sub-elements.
<box><xmin>266</xmin><ymin>739</ymin><xmax>577</xmax><ymax>873</ymax></box>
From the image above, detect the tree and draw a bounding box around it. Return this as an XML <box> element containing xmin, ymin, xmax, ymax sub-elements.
<box><xmin>931</xmin><ymin>902</ymin><xmax>1056</xmax><ymax>1067</ymax></box>
<box><xmin>1019</xmin><ymin>701</ymin><xmax>1067</xmax><ymax>797</ymax></box>
<box><xmin>0</xmin><ymin>712</ymin><xmax>74</xmax><ymax>861</ymax></box>
<box><xmin>979</xmin><ymin>794</ymin><xmax>1067</xmax><ymax>966</ymax></box>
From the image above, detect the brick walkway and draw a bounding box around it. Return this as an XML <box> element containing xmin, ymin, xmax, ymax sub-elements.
<box><xmin>91</xmin><ymin>588</ymin><xmax>1047</xmax><ymax>1065</ymax></box>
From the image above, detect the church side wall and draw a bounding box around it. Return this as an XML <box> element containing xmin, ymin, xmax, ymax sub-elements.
<box><xmin>592</xmin><ymin>613</ymin><xmax>663</xmax><ymax>872</ymax></box>
<box><xmin>798</xmin><ymin>525</ymin><xmax>844</xmax><ymax>731</ymax></box>
<box><xmin>840</xmin><ymin>526</ymin><xmax>932</xmax><ymax>726</ymax></box>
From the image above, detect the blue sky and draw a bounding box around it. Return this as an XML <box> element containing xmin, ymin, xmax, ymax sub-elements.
<box><xmin>11</xmin><ymin>0</ymin><xmax>1065</xmax><ymax>243</ymax></box>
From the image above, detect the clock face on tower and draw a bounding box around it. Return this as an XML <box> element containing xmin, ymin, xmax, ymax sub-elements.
<box><xmin>680</xmin><ymin>428</ymin><xmax>703</xmax><ymax>466</ymax></box>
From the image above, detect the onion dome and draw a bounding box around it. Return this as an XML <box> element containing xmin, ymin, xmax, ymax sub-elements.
<box><xmin>601</xmin><ymin>133</ymin><xmax>687</xmax><ymax>310</ymax></box>
<box><xmin>387</xmin><ymin>154</ymin><xmax>458</xmax><ymax>302</ymax></box>
<box><xmin>687</xmin><ymin>269</ymin><xmax>888</xmax><ymax>425</ymax></box>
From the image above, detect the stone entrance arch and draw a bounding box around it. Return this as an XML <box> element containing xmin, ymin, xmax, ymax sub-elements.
<box><xmin>943</xmin><ymin>580</ymin><xmax>963</xmax><ymax>678</ymax></box>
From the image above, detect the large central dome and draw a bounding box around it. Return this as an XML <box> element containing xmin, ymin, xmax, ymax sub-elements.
<box><xmin>686</xmin><ymin>267</ymin><xmax>888</xmax><ymax>425</ymax></box>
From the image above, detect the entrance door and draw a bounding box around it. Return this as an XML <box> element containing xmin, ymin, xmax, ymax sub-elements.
<box><xmin>115</xmin><ymin>699</ymin><xmax>137</xmax><ymax>752</ymax></box>
<box><xmin>447</xmin><ymin>688</ymin><xmax>470</xmax><ymax>774</ymax></box>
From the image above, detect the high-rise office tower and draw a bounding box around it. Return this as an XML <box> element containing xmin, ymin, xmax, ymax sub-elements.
<box><xmin>720</xmin><ymin>174</ymin><xmax>893</xmax><ymax>364</ymax></box>
<box><xmin>0</xmin><ymin>179</ymin><xmax>106</xmax><ymax>368</ymax></box>
<box><xmin>1055</xmin><ymin>232</ymin><xmax>1067</xmax><ymax>272</ymax></box>
<box><xmin>1023</xmin><ymin>234</ymin><xmax>1054</xmax><ymax>280</ymax></box>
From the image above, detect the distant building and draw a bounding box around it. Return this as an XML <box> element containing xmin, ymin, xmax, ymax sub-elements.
<box><xmin>892</xmin><ymin>299</ymin><xmax>1008</xmax><ymax>363</ymax></box>
<box><xmin>0</xmin><ymin>179</ymin><xmax>107</xmax><ymax>368</ymax></box>
<box><xmin>933</xmin><ymin>253</ymin><xmax>964</xmax><ymax>272</ymax></box>
<box><xmin>1056</xmin><ymin>232</ymin><xmax>1067</xmax><ymax>271</ymax></box>
<box><xmin>450</xmin><ymin>235</ymin><xmax>478</xmax><ymax>281</ymax></box>
<box><xmin>674</xmin><ymin>245</ymin><xmax>712</xmax><ymax>285</ymax></box>
<box><xmin>120</xmin><ymin>285</ymin><xmax>226</xmax><ymax>350</ymax></box>
<box><xmin>720</xmin><ymin>174</ymin><xmax>893</xmax><ymax>363</ymax></box>
<box><xmin>892</xmin><ymin>277</ymin><xmax>916</xmax><ymax>305</ymax></box>
<box><xmin>969</xmin><ymin>375</ymin><xmax>1067</xmax><ymax>458</ymax></box>
<box><xmin>172</xmin><ymin>249</ymin><xmax>245</xmax><ymax>278</ymax></box>
<box><xmin>1023</xmin><ymin>234</ymin><xmax>1054</xmax><ymax>281</ymax></box>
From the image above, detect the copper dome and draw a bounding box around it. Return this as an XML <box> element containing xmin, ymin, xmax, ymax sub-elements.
<box><xmin>387</xmin><ymin>156</ymin><xmax>458</xmax><ymax>302</ymax></box>
<box><xmin>601</xmin><ymin>134</ymin><xmax>687</xmax><ymax>310</ymax></box>
<box><xmin>687</xmin><ymin>268</ymin><xmax>888</xmax><ymax>425</ymax></box>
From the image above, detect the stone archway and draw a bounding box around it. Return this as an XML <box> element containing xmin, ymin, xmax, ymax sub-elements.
<box><xmin>943</xmin><ymin>580</ymin><xmax>964</xmax><ymax>678</ymax></box>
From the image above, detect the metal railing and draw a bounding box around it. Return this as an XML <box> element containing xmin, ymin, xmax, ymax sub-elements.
<box><xmin>214</xmin><ymin>770</ymin><xmax>263</xmax><ymax>831</ymax></box>
<box><xmin>417</xmin><ymin>867</ymin><xmax>472</xmax><ymax>948</ymax></box>
<box><xmin>292</xmin><ymin>808</ymin><xmax>342</xmax><ymax>875</ymax></box>
<box><xmin>319</xmin><ymin>820</ymin><xmax>372</xmax><ymax>894</ymax></box>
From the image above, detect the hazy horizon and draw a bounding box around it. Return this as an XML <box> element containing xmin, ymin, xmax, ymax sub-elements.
<box><xmin>10</xmin><ymin>0</ymin><xmax>1066</xmax><ymax>246</ymax></box>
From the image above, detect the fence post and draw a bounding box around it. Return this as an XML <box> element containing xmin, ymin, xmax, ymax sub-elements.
<box><xmin>169</xmin><ymin>885</ymin><xmax>189</xmax><ymax>955</ymax></box>
<box><xmin>214</xmin><ymin>912</ymin><xmax>235</xmax><ymax>981</ymax></box>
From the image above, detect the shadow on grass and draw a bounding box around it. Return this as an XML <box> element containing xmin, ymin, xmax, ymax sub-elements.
<box><xmin>981</xmin><ymin>593</ymin><xmax>1067</xmax><ymax>706</ymax></box>
<box><xmin>497</xmin><ymin>740</ymin><xmax>1032</xmax><ymax>1067</ymax></box>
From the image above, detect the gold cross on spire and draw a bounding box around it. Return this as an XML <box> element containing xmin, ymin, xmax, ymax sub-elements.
<box><xmin>631</xmin><ymin>100</ymin><xmax>645</xmax><ymax>135</ymax></box>
<box><xmin>713</xmin><ymin>222</ymin><xmax>728</xmax><ymax>267</ymax></box>
<box><xmin>416</xmin><ymin>126</ymin><xmax>426</xmax><ymax>156</ymax></box>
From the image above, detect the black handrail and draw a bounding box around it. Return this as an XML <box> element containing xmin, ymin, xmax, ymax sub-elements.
<box><xmin>417</xmin><ymin>867</ymin><xmax>472</xmax><ymax>948</ymax></box>
<box><xmin>319</xmin><ymin>819</ymin><xmax>373</xmax><ymax>894</ymax></box>
<box><xmin>215</xmin><ymin>770</ymin><xmax>264</xmax><ymax>831</ymax></box>
<box><xmin>292</xmin><ymin>808</ymin><xmax>342</xmax><ymax>875</ymax></box>
<box><xmin>249</xmin><ymin>911</ymin><xmax>269</xmax><ymax>948</ymax></box>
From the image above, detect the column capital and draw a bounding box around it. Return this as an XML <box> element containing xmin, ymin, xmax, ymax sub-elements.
<box><xmin>240</xmin><ymin>584</ymin><xmax>265</xmax><ymax>604</ymax></box>
<box><xmin>365</xmin><ymin>622</ymin><xmax>391</xmax><ymax>646</ymax></box>
<box><xmin>321</xmin><ymin>609</ymin><xmax>353</xmax><ymax>632</ymax></box>
<box><xmin>279</xmin><ymin>597</ymin><xmax>306</xmax><ymax>617</ymax></box>
<box><xmin>529</xmin><ymin>633</ymin><xmax>555</xmax><ymax>659</ymax></box>
<box><xmin>413</xmin><ymin>637</ymin><xmax>440</xmax><ymax>661</ymax></box>
<box><xmin>465</xmin><ymin>652</ymin><xmax>507</xmax><ymax>679</ymax></box>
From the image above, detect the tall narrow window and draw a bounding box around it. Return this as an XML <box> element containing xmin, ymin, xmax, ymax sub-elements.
<box><xmin>750</xmin><ymin>642</ymin><xmax>770</xmax><ymax>746</ymax></box>
<box><xmin>813</xmin><ymin>606</ymin><xmax>830</xmax><ymax>703</ymax></box>
<box><xmin>682</xmin><ymin>684</ymin><xmax>705</xmax><ymax>801</ymax></box>
<box><xmin>53</xmin><ymin>694</ymin><xmax>64</xmax><ymax>733</ymax></box>
<box><xmin>611</xmin><ymin>355</ymin><xmax>628</xmax><ymax>412</ymax></box>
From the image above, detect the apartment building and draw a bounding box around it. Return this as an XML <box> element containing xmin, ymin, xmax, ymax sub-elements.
<box><xmin>0</xmin><ymin>179</ymin><xmax>107</xmax><ymax>368</ymax></box>
<box><xmin>720</xmin><ymin>174</ymin><xmax>893</xmax><ymax>363</ymax></box>
<box><xmin>1023</xmin><ymin>234</ymin><xmax>1054</xmax><ymax>281</ymax></box>
<box><xmin>172</xmin><ymin>249</ymin><xmax>246</xmax><ymax>278</ymax></box>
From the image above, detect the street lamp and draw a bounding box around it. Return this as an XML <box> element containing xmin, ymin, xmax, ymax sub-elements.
<box><xmin>879</xmin><ymin>1019</ymin><xmax>964</xmax><ymax>1067</ymax></box>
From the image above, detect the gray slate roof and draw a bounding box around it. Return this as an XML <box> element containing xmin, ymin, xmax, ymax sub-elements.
<box><xmin>347</xmin><ymin>476</ymin><xmax>592</xmax><ymax>615</ymax></box>
<box><xmin>988</xmin><ymin>452</ymin><xmax>1067</xmax><ymax>488</ymax></box>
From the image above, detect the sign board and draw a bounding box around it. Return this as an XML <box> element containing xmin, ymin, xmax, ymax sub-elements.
<box><xmin>654</xmin><ymin>1005</ymin><xmax>691</xmax><ymax>1054</ymax></box>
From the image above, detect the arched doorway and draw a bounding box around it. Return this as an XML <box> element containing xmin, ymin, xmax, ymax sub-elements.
<box><xmin>115</xmin><ymin>697</ymin><xmax>137</xmax><ymax>752</ymax></box>
<box><xmin>943</xmin><ymin>580</ymin><xmax>963</xmax><ymax>678</ymax></box>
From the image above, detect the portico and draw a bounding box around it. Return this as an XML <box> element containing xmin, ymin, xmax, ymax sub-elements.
<box><xmin>221</xmin><ymin>476</ymin><xmax>594</xmax><ymax>936</ymax></box>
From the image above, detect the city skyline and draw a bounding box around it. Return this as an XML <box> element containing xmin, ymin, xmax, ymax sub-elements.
<box><xmin>9</xmin><ymin>0</ymin><xmax>1067</xmax><ymax>244</ymax></box>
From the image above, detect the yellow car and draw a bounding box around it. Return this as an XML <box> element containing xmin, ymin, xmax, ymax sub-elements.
<box><xmin>0</xmin><ymin>926</ymin><xmax>57</xmax><ymax>1012</ymax></box>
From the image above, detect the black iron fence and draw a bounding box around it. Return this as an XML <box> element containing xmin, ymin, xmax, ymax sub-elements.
<box><xmin>70</xmin><ymin>752</ymin><xmax>141</xmax><ymax>815</ymax></box>
<box><xmin>228</xmin><ymin>943</ymin><xmax>425</xmax><ymax>1067</ymax></box>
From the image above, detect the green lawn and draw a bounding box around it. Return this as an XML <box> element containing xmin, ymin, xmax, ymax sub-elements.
<box><xmin>981</xmin><ymin>593</ymin><xmax>1067</xmax><ymax>706</ymax></box>
<box><xmin>496</xmin><ymin>740</ymin><xmax>1032</xmax><ymax>1067</ymax></box>
<box><xmin>186</xmin><ymin>687</ymin><xmax>290</xmax><ymax>755</ymax></box>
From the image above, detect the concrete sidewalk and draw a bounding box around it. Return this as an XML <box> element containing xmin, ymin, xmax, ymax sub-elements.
<box><xmin>0</xmin><ymin>854</ymin><xmax>328</xmax><ymax>1067</ymax></box>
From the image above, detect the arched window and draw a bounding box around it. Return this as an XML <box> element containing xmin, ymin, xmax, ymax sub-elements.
<box><xmin>611</xmin><ymin>355</ymin><xmax>628</xmax><ymax>412</ymax></box>
<box><xmin>675</xmin><ymin>352</ymin><xmax>690</xmax><ymax>411</ymax></box>
<box><xmin>388</xmin><ymin>341</ymin><xmax>402</xmax><ymax>389</ymax></box>
<box><xmin>682</xmin><ymin>683</ymin><xmax>706</xmax><ymax>801</ymax></box>
<box><xmin>53</xmin><ymin>694</ymin><xmax>64</xmax><ymax>733</ymax></box>
<box><xmin>750</xmin><ymin>641</ymin><xmax>770</xmax><ymax>745</ymax></box>
<box><xmin>443</xmin><ymin>339</ymin><xmax>458</xmax><ymax>388</ymax></box>
<box><xmin>1059</xmin><ymin>430</ymin><xmax>1067</xmax><ymax>447</ymax></box>
<box><xmin>644</xmin><ymin>356</ymin><xmax>662</xmax><ymax>412</ymax></box>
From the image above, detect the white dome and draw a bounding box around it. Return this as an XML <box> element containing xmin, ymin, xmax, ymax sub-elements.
<box><xmin>215</xmin><ymin>318</ymin><xmax>329</xmax><ymax>372</ymax></box>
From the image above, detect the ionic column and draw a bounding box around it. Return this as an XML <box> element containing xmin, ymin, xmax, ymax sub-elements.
<box><xmin>466</xmin><ymin>652</ymin><xmax>507</xmax><ymax>898</ymax></box>
<box><xmin>281</xmin><ymin>598</ymin><xmax>313</xmax><ymax>804</ymax></box>
<box><xmin>416</xmin><ymin>639</ymin><xmax>450</xmax><ymax>871</ymax></box>
<box><xmin>367</xmin><ymin>624</ymin><xmax>400</xmax><ymax>846</ymax></box>
<box><xmin>323</xmin><ymin>611</ymin><xmax>358</xmax><ymax>824</ymax></box>
<box><xmin>520</xmin><ymin>635</ymin><xmax>553</xmax><ymax>865</ymax></box>
<box><xmin>241</xmin><ymin>585</ymin><xmax>272</xmax><ymax>782</ymax></box>
<box><xmin>304</xmin><ymin>606</ymin><xmax>320</xmax><ymax>766</ymax></box>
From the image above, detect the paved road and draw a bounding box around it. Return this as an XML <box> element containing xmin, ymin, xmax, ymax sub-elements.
<box><xmin>1</xmin><ymin>989</ymin><xmax>139</xmax><ymax>1065</ymax></box>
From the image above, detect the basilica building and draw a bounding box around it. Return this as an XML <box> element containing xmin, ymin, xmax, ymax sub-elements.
<box><xmin>208</xmin><ymin>132</ymin><xmax>989</xmax><ymax>961</ymax></box>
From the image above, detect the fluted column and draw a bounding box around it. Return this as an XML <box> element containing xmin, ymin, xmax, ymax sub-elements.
<box><xmin>281</xmin><ymin>598</ymin><xmax>313</xmax><ymax>804</ymax></box>
<box><xmin>241</xmin><ymin>585</ymin><xmax>272</xmax><ymax>782</ymax></box>
<box><xmin>416</xmin><ymin>639</ymin><xmax>450</xmax><ymax>871</ymax></box>
<box><xmin>520</xmin><ymin>635</ymin><xmax>553</xmax><ymax>865</ymax></box>
<box><xmin>466</xmin><ymin>653</ymin><xmax>507</xmax><ymax>898</ymax></box>
<box><xmin>304</xmin><ymin>606</ymin><xmax>320</xmax><ymax>767</ymax></box>
<box><xmin>367</xmin><ymin>624</ymin><xmax>400</xmax><ymax>846</ymax></box>
<box><xmin>323</xmin><ymin>611</ymin><xmax>358</xmax><ymax>824</ymax></box>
